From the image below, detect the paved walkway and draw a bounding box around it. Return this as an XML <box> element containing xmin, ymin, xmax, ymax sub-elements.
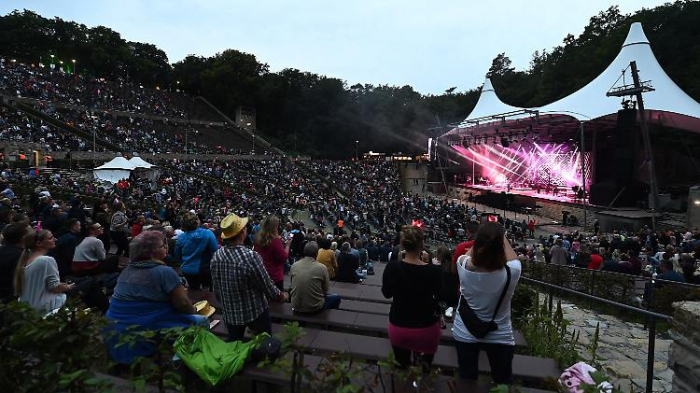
<box><xmin>558</xmin><ymin>298</ymin><xmax>672</xmax><ymax>393</ymax></box>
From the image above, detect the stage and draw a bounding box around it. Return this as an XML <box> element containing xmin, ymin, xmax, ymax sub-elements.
<box><xmin>461</xmin><ymin>183</ymin><xmax>586</xmax><ymax>204</ymax></box>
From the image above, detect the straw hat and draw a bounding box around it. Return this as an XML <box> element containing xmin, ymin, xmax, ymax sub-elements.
<box><xmin>220</xmin><ymin>213</ymin><xmax>248</xmax><ymax>239</ymax></box>
<box><xmin>194</xmin><ymin>300</ymin><xmax>216</xmax><ymax>318</ymax></box>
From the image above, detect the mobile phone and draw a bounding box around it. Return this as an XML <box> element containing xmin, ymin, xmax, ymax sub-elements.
<box><xmin>209</xmin><ymin>319</ymin><xmax>221</xmax><ymax>329</ymax></box>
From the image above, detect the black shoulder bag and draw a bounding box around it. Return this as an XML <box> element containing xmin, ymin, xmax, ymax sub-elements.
<box><xmin>457</xmin><ymin>264</ymin><xmax>511</xmax><ymax>339</ymax></box>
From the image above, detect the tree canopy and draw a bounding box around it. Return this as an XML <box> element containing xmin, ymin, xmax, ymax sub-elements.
<box><xmin>1</xmin><ymin>1</ymin><xmax>699</xmax><ymax>158</ymax></box>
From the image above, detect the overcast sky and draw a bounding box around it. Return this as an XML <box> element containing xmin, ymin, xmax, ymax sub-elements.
<box><xmin>1</xmin><ymin>0</ymin><xmax>669</xmax><ymax>95</ymax></box>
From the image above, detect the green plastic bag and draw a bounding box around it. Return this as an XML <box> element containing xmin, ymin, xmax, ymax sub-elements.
<box><xmin>174</xmin><ymin>327</ymin><xmax>269</xmax><ymax>386</ymax></box>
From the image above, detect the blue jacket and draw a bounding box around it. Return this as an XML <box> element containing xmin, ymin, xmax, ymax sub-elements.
<box><xmin>175</xmin><ymin>228</ymin><xmax>219</xmax><ymax>275</ymax></box>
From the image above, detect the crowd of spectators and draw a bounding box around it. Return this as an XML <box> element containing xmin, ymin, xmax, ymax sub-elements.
<box><xmin>1</xmin><ymin>59</ymin><xmax>216</xmax><ymax>120</ymax></box>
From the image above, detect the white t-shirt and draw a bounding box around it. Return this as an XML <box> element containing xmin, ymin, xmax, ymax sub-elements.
<box><xmin>452</xmin><ymin>256</ymin><xmax>522</xmax><ymax>345</ymax></box>
<box><xmin>19</xmin><ymin>256</ymin><xmax>66</xmax><ymax>313</ymax></box>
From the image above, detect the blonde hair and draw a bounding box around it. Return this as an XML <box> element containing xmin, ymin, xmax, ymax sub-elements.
<box><xmin>255</xmin><ymin>215</ymin><xmax>280</xmax><ymax>248</ymax></box>
<box><xmin>13</xmin><ymin>230</ymin><xmax>52</xmax><ymax>296</ymax></box>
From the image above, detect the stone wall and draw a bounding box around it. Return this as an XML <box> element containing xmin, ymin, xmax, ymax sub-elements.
<box><xmin>669</xmin><ymin>301</ymin><xmax>700</xmax><ymax>392</ymax></box>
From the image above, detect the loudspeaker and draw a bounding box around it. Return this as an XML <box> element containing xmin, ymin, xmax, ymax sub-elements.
<box><xmin>589</xmin><ymin>180</ymin><xmax>646</xmax><ymax>207</ymax></box>
<box><xmin>590</xmin><ymin>110</ymin><xmax>640</xmax><ymax>206</ymax></box>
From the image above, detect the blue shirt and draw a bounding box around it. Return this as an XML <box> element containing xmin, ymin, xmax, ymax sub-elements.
<box><xmin>657</xmin><ymin>270</ymin><xmax>686</xmax><ymax>283</ymax></box>
<box><xmin>112</xmin><ymin>262</ymin><xmax>182</xmax><ymax>302</ymax></box>
<box><xmin>174</xmin><ymin>228</ymin><xmax>219</xmax><ymax>275</ymax></box>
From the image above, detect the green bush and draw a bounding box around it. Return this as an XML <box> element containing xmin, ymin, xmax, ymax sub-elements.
<box><xmin>0</xmin><ymin>299</ymin><xmax>113</xmax><ymax>392</ymax></box>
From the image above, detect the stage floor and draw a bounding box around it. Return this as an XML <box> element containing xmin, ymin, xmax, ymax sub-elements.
<box><xmin>458</xmin><ymin>183</ymin><xmax>588</xmax><ymax>204</ymax></box>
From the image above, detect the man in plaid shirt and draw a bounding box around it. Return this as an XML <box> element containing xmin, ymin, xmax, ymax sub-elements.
<box><xmin>211</xmin><ymin>213</ymin><xmax>287</xmax><ymax>341</ymax></box>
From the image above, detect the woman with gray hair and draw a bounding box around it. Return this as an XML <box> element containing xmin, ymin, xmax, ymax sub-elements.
<box><xmin>105</xmin><ymin>231</ymin><xmax>208</xmax><ymax>365</ymax></box>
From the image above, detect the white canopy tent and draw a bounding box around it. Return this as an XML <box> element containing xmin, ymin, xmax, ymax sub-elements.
<box><xmin>447</xmin><ymin>22</ymin><xmax>700</xmax><ymax>136</ymax></box>
<box><xmin>129</xmin><ymin>153</ymin><xmax>159</xmax><ymax>184</ymax></box>
<box><xmin>457</xmin><ymin>78</ymin><xmax>524</xmax><ymax>127</ymax></box>
<box><xmin>536</xmin><ymin>22</ymin><xmax>700</xmax><ymax>131</ymax></box>
<box><xmin>129</xmin><ymin>154</ymin><xmax>155</xmax><ymax>169</ymax></box>
<box><xmin>93</xmin><ymin>155</ymin><xmax>136</xmax><ymax>184</ymax></box>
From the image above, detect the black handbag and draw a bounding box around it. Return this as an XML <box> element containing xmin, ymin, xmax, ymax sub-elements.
<box><xmin>457</xmin><ymin>264</ymin><xmax>511</xmax><ymax>339</ymax></box>
<box><xmin>250</xmin><ymin>336</ymin><xmax>282</xmax><ymax>362</ymax></box>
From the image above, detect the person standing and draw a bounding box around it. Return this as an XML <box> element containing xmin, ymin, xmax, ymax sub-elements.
<box><xmin>453</xmin><ymin>222</ymin><xmax>521</xmax><ymax>385</ymax></box>
<box><xmin>253</xmin><ymin>215</ymin><xmax>290</xmax><ymax>291</ymax></box>
<box><xmin>549</xmin><ymin>238</ymin><xmax>569</xmax><ymax>265</ymax></box>
<box><xmin>290</xmin><ymin>241</ymin><xmax>341</xmax><ymax>313</ymax></box>
<box><xmin>382</xmin><ymin>225</ymin><xmax>442</xmax><ymax>370</ymax></box>
<box><xmin>92</xmin><ymin>200</ymin><xmax>111</xmax><ymax>252</ymax></box>
<box><xmin>211</xmin><ymin>213</ymin><xmax>287</xmax><ymax>342</ymax></box>
<box><xmin>174</xmin><ymin>212</ymin><xmax>219</xmax><ymax>290</ymax></box>
<box><xmin>110</xmin><ymin>202</ymin><xmax>130</xmax><ymax>257</ymax></box>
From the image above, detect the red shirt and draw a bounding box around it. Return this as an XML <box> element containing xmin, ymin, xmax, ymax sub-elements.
<box><xmin>588</xmin><ymin>254</ymin><xmax>603</xmax><ymax>270</ymax></box>
<box><xmin>254</xmin><ymin>238</ymin><xmax>288</xmax><ymax>283</ymax></box>
<box><xmin>451</xmin><ymin>240</ymin><xmax>475</xmax><ymax>266</ymax></box>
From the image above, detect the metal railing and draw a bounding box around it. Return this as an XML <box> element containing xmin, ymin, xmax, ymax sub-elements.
<box><xmin>521</xmin><ymin>274</ymin><xmax>673</xmax><ymax>393</ymax></box>
<box><xmin>522</xmin><ymin>261</ymin><xmax>700</xmax><ymax>316</ymax></box>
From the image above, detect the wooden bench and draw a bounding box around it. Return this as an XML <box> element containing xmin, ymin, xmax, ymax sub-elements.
<box><xmin>237</xmin><ymin>352</ymin><xmax>550</xmax><ymax>392</ymax></box>
<box><xmin>267</xmin><ymin>302</ymin><xmax>527</xmax><ymax>347</ymax></box>
<box><xmin>188</xmin><ymin>289</ymin><xmax>527</xmax><ymax>347</ymax></box>
<box><xmin>338</xmin><ymin>299</ymin><xmax>391</xmax><ymax>315</ymax></box>
<box><xmin>307</xmin><ymin>330</ymin><xmax>558</xmax><ymax>382</ymax></box>
<box><xmin>208</xmin><ymin>316</ymin><xmax>558</xmax><ymax>385</ymax></box>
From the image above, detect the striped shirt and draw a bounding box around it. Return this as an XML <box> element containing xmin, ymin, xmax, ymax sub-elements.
<box><xmin>210</xmin><ymin>244</ymin><xmax>281</xmax><ymax>325</ymax></box>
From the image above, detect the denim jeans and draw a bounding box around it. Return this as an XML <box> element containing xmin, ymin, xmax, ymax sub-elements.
<box><xmin>322</xmin><ymin>294</ymin><xmax>342</xmax><ymax>310</ymax></box>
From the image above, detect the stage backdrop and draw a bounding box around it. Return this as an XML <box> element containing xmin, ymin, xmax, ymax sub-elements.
<box><xmin>451</xmin><ymin>142</ymin><xmax>591</xmax><ymax>190</ymax></box>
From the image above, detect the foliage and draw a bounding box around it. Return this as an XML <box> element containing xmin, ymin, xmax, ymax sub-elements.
<box><xmin>0</xmin><ymin>10</ymin><xmax>171</xmax><ymax>86</ymax></box>
<box><xmin>576</xmin><ymin>371</ymin><xmax>627</xmax><ymax>393</ymax></box>
<box><xmin>116</xmin><ymin>326</ymin><xmax>186</xmax><ymax>392</ymax></box>
<box><xmin>521</xmin><ymin>295</ymin><xmax>581</xmax><ymax>369</ymax></box>
<box><xmin>511</xmin><ymin>283</ymin><xmax>538</xmax><ymax>329</ymax></box>
<box><xmin>0</xmin><ymin>299</ymin><xmax>113</xmax><ymax>392</ymax></box>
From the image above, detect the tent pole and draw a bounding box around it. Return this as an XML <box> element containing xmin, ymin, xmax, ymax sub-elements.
<box><xmin>579</xmin><ymin>121</ymin><xmax>587</xmax><ymax>232</ymax></box>
<box><xmin>631</xmin><ymin>61</ymin><xmax>660</xmax><ymax>231</ymax></box>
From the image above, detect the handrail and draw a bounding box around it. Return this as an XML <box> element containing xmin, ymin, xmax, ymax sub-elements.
<box><xmin>521</xmin><ymin>275</ymin><xmax>671</xmax><ymax>393</ymax></box>
<box><xmin>521</xmin><ymin>276</ymin><xmax>672</xmax><ymax>320</ymax></box>
<box><xmin>523</xmin><ymin>260</ymin><xmax>700</xmax><ymax>290</ymax></box>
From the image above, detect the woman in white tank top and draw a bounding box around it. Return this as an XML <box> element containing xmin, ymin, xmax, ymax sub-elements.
<box><xmin>452</xmin><ymin>222</ymin><xmax>521</xmax><ymax>385</ymax></box>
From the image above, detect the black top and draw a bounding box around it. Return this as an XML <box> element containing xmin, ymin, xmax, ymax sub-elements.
<box><xmin>336</xmin><ymin>252</ymin><xmax>360</xmax><ymax>283</ymax></box>
<box><xmin>0</xmin><ymin>244</ymin><xmax>23</xmax><ymax>301</ymax></box>
<box><xmin>382</xmin><ymin>260</ymin><xmax>442</xmax><ymax>328</ymax></box>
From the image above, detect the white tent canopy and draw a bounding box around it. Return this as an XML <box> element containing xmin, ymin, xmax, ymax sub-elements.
<box><xmin>93</xmin><ymin>155</ymin><xmax>136</xmax><ymax>184</ymax></box>
<box><xmin>448</xmin><ymin>22</ymin><xmax>700</xmax><ymax>136</ymax></box>
<box><xmin>537</xmin><ymin>22</ymin><xmax>700</xmax><ymax>131</ymax></box>
<box><xmin>129</xmin><ymin>154</ymin><xmax>155</xmax><ymax>169</ymax></box>
<box><xmin>459</xmin><ymin>78</ymin><xmax>523</xmax><ymax>126</ymax></box>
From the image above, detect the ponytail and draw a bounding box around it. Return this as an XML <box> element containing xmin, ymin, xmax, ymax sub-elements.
<box><xmin>13</xmin><ymin>248</ymin><xmax>32</xmax><ymax>297</ymax></box>
<box><xmin>14</xmin><ymin>229</ymin><xmax>51</xmax><ymax>297</ymax></box>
